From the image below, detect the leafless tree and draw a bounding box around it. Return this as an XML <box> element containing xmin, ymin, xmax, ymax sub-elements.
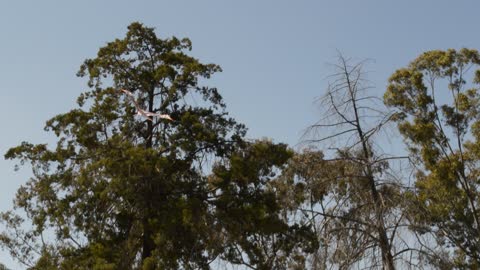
<box><xmin>293</xmin><ymin>54</ymin><xmax>413</xmax><ymax>269</ymax></box>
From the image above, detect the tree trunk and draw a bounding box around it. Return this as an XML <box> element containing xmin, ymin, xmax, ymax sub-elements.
<box><xmin>142</xmin><ymin>86</ymin><xmax>156</xmax><ymax>262</ymax></box>
<box><xmin>346</xmin><ymin>61</ymin><xmax>395</xmax><ymax>270</ymax></box>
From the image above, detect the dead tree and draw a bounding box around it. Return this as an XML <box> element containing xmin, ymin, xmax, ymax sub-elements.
<box><xmin>300</xmin><ymin>55</ymin><xmax>403</xmax><ymax>269</ymax></box>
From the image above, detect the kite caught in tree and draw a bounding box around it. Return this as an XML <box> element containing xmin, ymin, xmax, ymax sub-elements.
<box><xmin>121</xmin><ymin>89</ymin><xmax>174</xmax><ymax>121</ymax></box>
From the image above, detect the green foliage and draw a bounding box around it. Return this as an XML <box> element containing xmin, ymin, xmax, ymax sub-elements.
<box><xmin>385</xmin><ymin>48</ymin><xmax>480</xmax><ymax>266</ymax></box>
<box><xmin>210</xmin><ymin>140</ymin><xmax>318</xmax><ymax>269</ymax></box>
<box><xmin>1</xmin><ymin>22</ymin><xmax>314</xmax><ymax>269</ymax></box>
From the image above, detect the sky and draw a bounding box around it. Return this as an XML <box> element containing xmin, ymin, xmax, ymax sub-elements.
<box><xmin>0</xmin><ymin>1</ymin><xmax>479</xmax><ymax>268</ymax></box>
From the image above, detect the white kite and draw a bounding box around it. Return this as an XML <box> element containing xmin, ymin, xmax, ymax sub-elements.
<box><xmin>121</xmin><ymin>89</ymin><xmax>174</xmax><ymax>121</ymax></box>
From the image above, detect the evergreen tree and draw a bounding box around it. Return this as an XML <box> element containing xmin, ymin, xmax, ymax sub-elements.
<box><xmin>1</xmin><ymin>22</ymin><xmax>316</xmax><ymax>269</ymax></box>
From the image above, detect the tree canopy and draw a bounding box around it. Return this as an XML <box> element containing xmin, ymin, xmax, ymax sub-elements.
<box><xmin>2</xmin><ymin>22</ymin><xmax>480</xmax><ymax>270</ymax></box>
<box><xmin>1</xmin><ymin>22</ymin><xmax>316</xmax><ymax>270</ymax></box>
<box><xmin>385</xmin><ymin>48</ymin><xmax>480</xmax><ymax>267</ymax></box>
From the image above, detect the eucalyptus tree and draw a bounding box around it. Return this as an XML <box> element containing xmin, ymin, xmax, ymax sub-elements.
<box><xmin>1</xmin><ymin>23</ymin><xmax>316</xmax><ymax>269</ymax></box>
<box><xmin>385</xmin><ymin>48</ymin><xmax>480</xmax><ymax>267</ymax></box>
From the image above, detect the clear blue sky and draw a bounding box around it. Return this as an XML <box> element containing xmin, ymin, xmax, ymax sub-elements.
<box><xmin>0</xmin><ymin>1</ymin><xmax>479</xmax><ymax>268</ymax></box>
